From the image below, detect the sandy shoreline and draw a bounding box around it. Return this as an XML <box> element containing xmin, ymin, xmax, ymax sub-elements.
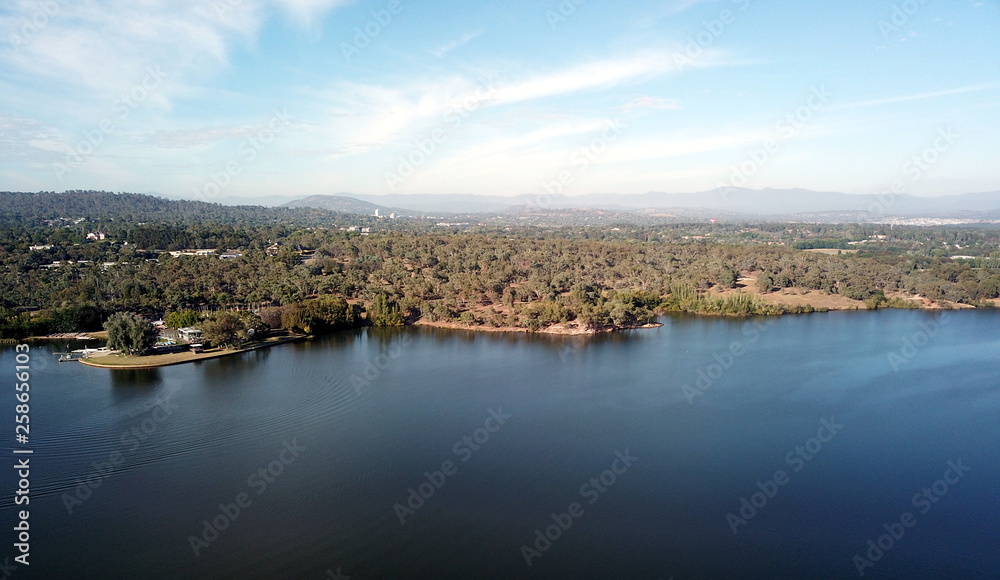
<box><xmin>716</xmin><ymin>276</ymin><xmax>980</xmax><ymax>312</ymax></box>
<box><xmin>78</xmin><ymin>335</ymin><xmax>304</xmax><ymax>370</ymax></box>
<box><xmin>413</xmin><ymin>319</ymin><xmax>664</xmax><ymax>335</ymax></box>
<box><xmin>45</xmin><ymin>284</ymin><xmax>995</xmax><ymax>370</ymax></box>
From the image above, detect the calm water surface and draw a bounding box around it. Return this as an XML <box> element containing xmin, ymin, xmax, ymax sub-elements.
<box><xmin>1</xmin><ymin>310</ymin><xmax>998</xmax><ymax>579</ymax></box>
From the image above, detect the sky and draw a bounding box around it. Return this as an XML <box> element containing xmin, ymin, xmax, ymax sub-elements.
<box><xmin>1</xmin><ymin>0</ymin><xmax>998</xmax><ymax>202</ymax></box>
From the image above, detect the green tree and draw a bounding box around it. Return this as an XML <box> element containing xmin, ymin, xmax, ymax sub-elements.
<box><xmin>305</xmin><ymin>294</ymin><xmax>357</xmax><ymax>332</ymax></box>
<box><xmin>104</xmin><ymin>312</ymin><xmax>158</xmax><ymax>355</ymax></box>
<box><xmin>165</xmin><ymin>309</ymin><xmax>200</xmax><ymax>329</ymax></box>
<box><xmin>201</xmin><ymin>312</ymin><xmax>247</xmax><ymax>349</ymax></box>
<box><xmin>280</xmin><ymin>304</ymin><xmax>311</xmax><ymax>333</ymax></box>
<box><xmin>369</xmin><ymin>294</ymin><xmax>404</xmax><ymax>326</ymax></box>
<box><xmin>234</xmin><ymin>310</ymin><xmax>269</xmax><ymax>341</ymax></box>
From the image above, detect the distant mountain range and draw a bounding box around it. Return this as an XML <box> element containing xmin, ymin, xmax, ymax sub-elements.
<box><xmin>159</xmin><ymin>188</ymin><xmax>1000</xmax><ymax>220</ymax></box>
<box><xmin>282</xmin><ymin>194</ymin><xmax>418</xmax><ymax>216</ymax></box>
<box><xmin>284</xmin><ymin>188</ymin><xmax>1000</xmax><ymax>218</ymax></box>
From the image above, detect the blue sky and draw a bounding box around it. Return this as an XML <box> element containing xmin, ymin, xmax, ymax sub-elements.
<box><xmin>1</xmin><ymin>0</ymin><xmax>998</xmax><ymax>201</ymax></box>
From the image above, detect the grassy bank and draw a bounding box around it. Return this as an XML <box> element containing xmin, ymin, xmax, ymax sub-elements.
<box><xmin>78</xmin><ymin>335</ymin><xmax>304</xmax><ymax>369</ymax></box>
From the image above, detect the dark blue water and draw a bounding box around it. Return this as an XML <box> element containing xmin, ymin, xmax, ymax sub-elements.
<box><xmin>1</xmin><ymin>310</ymin><xmax>997</xmax><ymax>579</ymax></box>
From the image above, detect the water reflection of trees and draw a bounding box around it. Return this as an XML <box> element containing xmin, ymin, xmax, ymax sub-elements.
<box><xmin>110</xmin><ymin>368</ymin><xmax>162</xmax><ymax>391</ymax></box>
<box><xmin>203</xmin><ymin>347</ymin><xmax>270</xmax><ymax>379</ymax></box>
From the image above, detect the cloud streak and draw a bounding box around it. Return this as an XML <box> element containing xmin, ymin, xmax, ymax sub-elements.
<box><xmin>836</xmin><ymin>83</ymin><xmax>1000</xmax><ymax>110</ymax></box>
<box><xmin>432</xmin><ymin>30</ymin><xmax>483</xmax><ymax>57</ymax></box>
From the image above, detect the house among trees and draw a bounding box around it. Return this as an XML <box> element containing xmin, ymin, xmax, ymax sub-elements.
<box><xmin>168</xmin><ymin>249</ymin><xmax>217</xmax><ymax>257</ymax></box>
<box><xmin>86</xmin><ymin>231</ymin><xmax>107</xmax><ymax>240</ymax></box>
<box><xmin>177</xmin><ymin>327</ymin><xmax>203</xmax><ymax>342</ymax></box>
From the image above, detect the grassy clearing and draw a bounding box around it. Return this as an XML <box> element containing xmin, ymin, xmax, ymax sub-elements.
<box><xmin>79</xmin><ymin>335</ymin><xmax>302</xmax><ymax>369</ymax></box>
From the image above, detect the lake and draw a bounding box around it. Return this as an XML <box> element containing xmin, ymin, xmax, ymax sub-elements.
<box><xmin>1</xmin><ymin>309</ymin><xmax>998</xmax><ymax>579</ymax></box>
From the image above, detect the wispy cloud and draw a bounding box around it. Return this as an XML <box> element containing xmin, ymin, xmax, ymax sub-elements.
<box><xmin>836</xmin><ymin>83</ymin><xmax>1000</xmax><ymax>110</ymax></box>
<box><xmin>0</xmin><ymin>0</ymin><xmax>354</xmax><ymax>112</ymax></box>
<box><xmin>273</xmin><ymin>0</ymin><xmax>354</xmax><ymax>28</ymax></box>
<box><xmin>620</xmin><ymin>95</ymin><xmax>681</xmax><ymax>113</ymax></box>
<box><xmin>308</xmin><ymin>49</ymin><xmax>728</xmax><ymax>158</ymax></box>
<box><xmin>0</xmin><ymin>114</ymin><xmax>64</xmax><ymax>161</ymax></box>
<box><xmin>432</xmin><ymin>30</ymin><xmax>483</xmax><ymax>57</ymax></box>
<box><xmin>0</xmin><ymin>0</ymin><xmax>265</xmax><ymax>111</ymax></box>
<box><xmin>490</xmin><ymin>50</ymin><xmax>724</xmax><ymax>106</ymax></box>
<box><xmin>446</xmin><ymin>119</ymin><xmax>616</xmax><ymax>164</ymax></box>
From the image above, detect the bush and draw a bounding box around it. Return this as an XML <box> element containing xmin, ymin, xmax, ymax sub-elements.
<box><xmin>369</xmin><ymin>294</ymin><xmax>404</xmax><ymax>326</ymax></box>
<box><xmin>201</xmin><ymin>312</ymin><xmax>246</xmax><ymax>349</ymax></box>
<box><xmin>104</xmin><ymin>312</ymin><xmax>158</xmax><ymax>355</ymax></box>
<box><xmin>165</xmin><ymin>309</ymin><xmax>199</xmax><ymax>329</ymax></box>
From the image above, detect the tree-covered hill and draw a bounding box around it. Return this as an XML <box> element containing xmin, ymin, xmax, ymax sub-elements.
<box><xmin>1</xmin><ymin>190</ymin><xmax>998</xmax><ymax>339</ymax></box>
<box><xmin>0</xmin><ymin>190</ymin><xmax>364</xmax><ymax>227</ymax></box>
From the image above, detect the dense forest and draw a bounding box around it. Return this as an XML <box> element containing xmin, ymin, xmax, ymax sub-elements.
<box><xmin>0</xmin><ymin>190</ymin><xmax>372</xmax><ymax>228</ymax></box>
<box><xmin>1</xmin><ymin>191</ymin><xmax>998</xmax><ymax>339</ymax></box>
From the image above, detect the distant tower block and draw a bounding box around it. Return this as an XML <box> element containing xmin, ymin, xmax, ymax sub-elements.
<box><xmin>374</xmin><ymin>208</ymin><xmax>380</xmax><ymax>217</ymax></box>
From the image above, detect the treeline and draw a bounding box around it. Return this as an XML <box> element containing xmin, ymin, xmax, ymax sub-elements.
<box><xmin>3</xmin><ymin>224</ymin><xmax>1000</xmax><ymax>338</ymax></box>
<box><xmin>0</xmin><ymin>191</ymin><xmax>375</xmax><ymax>229</ymax></box>
<box><xmin>3</xmin><ymin>191</ymin><xmax>999</xmax><ymax>337</ymax></box>
<box><xmin>793</xmin><ymin>238</ymin><xmax>851</xmax><ymax>250</ymax></box>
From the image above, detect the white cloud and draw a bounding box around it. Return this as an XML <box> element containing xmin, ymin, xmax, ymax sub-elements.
<box><xmin>0</xmin><ymin>0</ymin><xmax>357</xmax><ymax>114</ymax></box>
<box><xmin>445</xmin><ymin>119</ymin><xmax>614</xmax><ymax>164</ymax></box>
<box><xmin>489</xmin><ymin>50</ymin><xmax>720</xmax><ymax>106</ymax></box>
<box><xmin>0</xmin><ymin>0</ymin><xmax>265</xmax><ymax>111</ymax></box>
<box><xmin>0</xmin><ymin>114</ymin><xmax>63</xmax><ymax>161</ymax></box>
<box><xmin>431</xmin><ymin>30</ymin><xmax>483</xmax><ymax>57</ymax></box>
<box><xmin>620</xmin><ymin>95</ymin><xmax>682</xmax><ymax>113</ymax></box>
<box><xmin>836</xmin><ymin>84</ymin><xmax>1000</xmax><ymax>110</ymax></box>
<box><xmin>272</xmin><ymin>48</ymin><xmax>741</xmax><ymax>193</ymax></box>
<box><xmin>272</xmin><ymin>0</ymin><xmax>354</xmax><ymax>28</ymax></box>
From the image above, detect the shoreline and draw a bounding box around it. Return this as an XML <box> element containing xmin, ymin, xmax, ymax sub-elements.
<box><xmin>413</xmin><ymin>319</ymin><xmax>664</xmax><ymax>335</ymax></box>
<box><xmin>25</xmin><ymin>330</ymin><xmax>108</xmax><ymax>341</ymax></box>
<box><xmin>35</xmin><ymin>293</ymin><xmax>989</xmax><ymax>368</ymax></box>
<box><xmin>78</xmin><ymin>335</ymin><xmax>305</xmax><ymax>370</ymax></box>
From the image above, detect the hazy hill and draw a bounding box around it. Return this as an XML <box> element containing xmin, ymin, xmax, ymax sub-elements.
<box><xmin>0</xmin><ymin>190</ymin><xmax>358</xmax><ymax>227</ymax></box>
<box><xmin>283</xmin><ymin>188</ymin><xmax>1000</xmax><ymax>218</ymax></box>
<box><xmin>281</xmin><ymin>194</ymin><xmax>419</xmax><ymax>216</ymax></box>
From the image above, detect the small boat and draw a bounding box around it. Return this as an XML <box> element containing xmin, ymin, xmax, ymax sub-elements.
<box><xmin>59</xmin><ymin>354</ymin><xmax>81</xmax><ymax>362</ymax></box>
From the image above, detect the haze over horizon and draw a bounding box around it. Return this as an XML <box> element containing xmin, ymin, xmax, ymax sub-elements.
<box><xmin>2</xmin><ymin>0</ymin><xmax>998</xmax><ymax>200</ymax></box>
